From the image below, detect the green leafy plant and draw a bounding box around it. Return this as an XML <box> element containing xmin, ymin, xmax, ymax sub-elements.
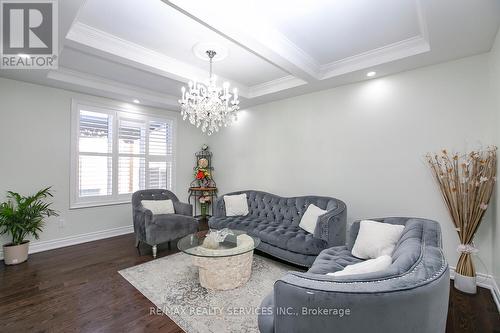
<box><xmin>0</xmin><ymin>187</ymin><xmax>59</xmax><ymax>246</ymax></box>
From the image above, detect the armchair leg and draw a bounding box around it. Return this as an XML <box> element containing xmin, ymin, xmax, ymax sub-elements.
<box><xmin>168</xmin><ymin>241</ymin><xmax>171</xmax><ymax>250</ymax></box>
<box><xmin>152</xmin><ymin>245</ymin><xmax>157</xmax><ymax>258</ymax></box>
<box><xmin>135</xmin><ymin>237</ymin><xmax>140</xmax><ymax>248</ymax></box>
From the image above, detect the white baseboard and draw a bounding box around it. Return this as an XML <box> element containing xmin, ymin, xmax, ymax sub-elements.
<box><xmin>450</xmin><ymin>266</ymin><xmax>500</xmax><ymax>312</ymax></box>
<box><xmin>0</xmin><ymin>225</ymin><xmax>134</xmax><ymax>260</ymax></box>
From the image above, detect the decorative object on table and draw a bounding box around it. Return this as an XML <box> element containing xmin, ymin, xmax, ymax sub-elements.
<box><xmin>188</xmin><ymin>145</ymin><xmax>218</xmax><ymax>218</ymax></box>
<box><xmin>201</xmin><ymin>228</ymin><xmax>236</xmax><ymax>249</ymax></box>
<box><xmin>179</xmin><ymin>48</ymin><xmax>240</xmax><ymax>135</ymax></box>
<box><xmin>0</xmin><ymin>187</ymin><xmax>58</xmax><ymax>265</ymax></box>
<box><xmin>201</xmin><ymin>229</ymin><xmax>235</xmax><ymax>250</ymax></box>
<box><xmin>426</xmin><ymin>147</ymin><xmax>497</xmax><ymax>294</ymax></box>
<box><xmin>201</xmin><ymin>228</ymin><xmax>235</xmax><ymax>249</ymax></box>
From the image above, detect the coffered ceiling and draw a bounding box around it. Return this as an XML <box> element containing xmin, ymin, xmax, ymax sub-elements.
<box><xmin>1</xmin><ymin>0</ymin><xmax>499</xmax><ymax>110</ymax></box>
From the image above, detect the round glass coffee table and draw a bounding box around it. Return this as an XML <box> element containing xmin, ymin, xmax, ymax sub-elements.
<box><xmin>177</xmin><ymin>229</ymin><xmax>261</xmax><ymax>290</ymax></box>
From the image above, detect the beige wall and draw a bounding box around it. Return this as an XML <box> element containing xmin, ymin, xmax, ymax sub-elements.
<box><xmin>0</xmin><ymin>77</ymin><xmax>205</xmax><ymax>252</ymax></box>
<box><xmin>209</xmin><ymin>54</ymin><xmax>497</xmax><ymax>275</ymax></box>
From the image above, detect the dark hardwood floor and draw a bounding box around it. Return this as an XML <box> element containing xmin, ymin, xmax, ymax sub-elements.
<box><xmin>1</xmin><ymin>233</ymin><xmax>499</xmax><ymax>333</ymax></box>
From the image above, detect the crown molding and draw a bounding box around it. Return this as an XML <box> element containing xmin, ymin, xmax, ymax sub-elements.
<box><xmin>65</xmin><ymin>22</ymin><xmax>310</xmax><ymax>99</ymax></box>
<box><xmin>47</xmin><ymin>67</ymin><xmax>180</xmax><ymax>108</ymax></box>
<box><xmin>320</xmin><ymin>35</ymin><xmax>430</xmax><ymax>79</ymax></box>
<box><xmin>65</xmin><ymin>22</ymin><xmax>251</xmax><ymax>98</ymax></box>
<box><xmin>163</xmin><ymin>0</ymin><xmax>321</xmax><ymax>82</ymax></box>
<box><xmin>320</xmin><ymin>0</ymin><xmax>430</xmax><ymax>79</ymax></box>
<box><xmin>163</xmin><ymin>0</ymin><xmax>431</xmax><ymax>84</ymax></box>
<box><xmin>61</xmin><ymin>0</ymin><xmax>431</xmax><ymax>101</ymax></box>
<box><xmin>248</xmin><ymin>75</ymin><xmax>307</xmax><ymax>98</ymax></box>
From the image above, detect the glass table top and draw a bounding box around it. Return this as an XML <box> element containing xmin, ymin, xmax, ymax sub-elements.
<box><xmin>177</xmin><ymin>229</ymin><xmax>260</xmax><ymax>258</ymax></box>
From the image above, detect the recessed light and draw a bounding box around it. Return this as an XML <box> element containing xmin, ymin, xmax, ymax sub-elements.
<box><xmin>366</xmin><ymin>71</ymin><xmax>376</xmax><ymax>77</ymax></box>
<box><xmin>133</xmin><ymin>99</ymin><xmax>140</xmax><ymax>104</ymax></box>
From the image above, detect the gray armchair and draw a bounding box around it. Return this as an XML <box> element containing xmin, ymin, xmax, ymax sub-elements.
<box><xmin>132</xmin><ymin>189</ymin><xmax>198</xmax><ymax>258</ymax></box>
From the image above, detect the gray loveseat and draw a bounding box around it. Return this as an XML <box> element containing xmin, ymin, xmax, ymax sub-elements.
<box><xmin>208</xmin><ymin>190</ymin><xmax>347</xmax><ymax>267</ymax></box>
<box><xmin>258</xmin><ymin>217</ymin><xmax>450</xmax><ymax>333</ymax></box>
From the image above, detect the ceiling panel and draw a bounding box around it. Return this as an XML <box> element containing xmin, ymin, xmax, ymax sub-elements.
<box><xmin>171</xmin><ymin>0</ymin><xmax>422</xmax><ymax>65</ymax></box>
<box><xmin>77</xmin><ymin>0</ymin><xmax>289</xmax><ymax>87</ymax></box>
<box><xmin>270</xmin><ymin>0</ymin><xmax>421</xmax><ymax>64</ymax></box>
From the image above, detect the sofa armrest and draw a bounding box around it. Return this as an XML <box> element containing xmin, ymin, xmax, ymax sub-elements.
<box><xmin>313</xmin><ymin>203</ymin><xmax>346</xmax><ymax>246</ymax></box>
<box><xmin>270</xmin><ymin>268</ymin><xmax>449</xmax><ymax>333</ymax></box>
<box><xmin>212</xmin><ymin>196</ymin><xmax>226</xmax><ymax>217</ymax></box>
<box><xmin>174</xmin><ymin>201</ymin><xmax>193</xmax><ymax>216</ymax></box>
<box><xmin>135</xmin><ymin>207</ymin><xmax>153</xmax><ymax>222</ymax></box>
<box><xmin>133</xmin><ymin>207</ymin><xmax>153</xmax><ymax>239</ymax></box>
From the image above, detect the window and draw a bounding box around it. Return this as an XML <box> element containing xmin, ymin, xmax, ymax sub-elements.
<box><xmin>70</xmin><ymin>100</ymin><xmax>175</xmax><ymax>208</ymax></box>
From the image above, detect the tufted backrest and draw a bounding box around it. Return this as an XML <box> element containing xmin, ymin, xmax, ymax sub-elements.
<box><xmin>132</xmin><ymin>189</ymin><xmax>179</xmax><ymax>211</ymax></box>
<box><xmin>222</xmin><ymin>190</ymin><xmax>343</xmax><ymax>226</ymax></box>
<box><xmin>346</xmin><ymin>217</ymin><xmax>442</xmax><ymax>276</ymax></box>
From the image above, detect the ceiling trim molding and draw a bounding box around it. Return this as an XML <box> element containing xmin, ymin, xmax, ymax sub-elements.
<box><xmin>61</xmin><ymin>0</ymin><xmax>432</xmax><ymax>102</ymax></box>
<box><xmin>320</xmin><ymin>35</ymin><xmax>430</xmax><ymax>79</ymax></box>
<box><xmin>320</xmin><ymin>0</ymin><xmax>430</xmax><ymax>79</ymax></box>
<box><xmin>248</xmin><ymin>75</ymin><xmax>307</xmax><ymax>98</ymax></box>
<box><xmin>47</xmin><ymin>67</ymin><xmax>180</xmax><ymax>108</ymax></box>
<box><xmin>162</xmin><ymin>0</ymin><xmax>431</xmax><ymax>84</ymax></box>
<box><xmin>65</xmin><ymin>22</ymin><xmax>251</xmax><ymax>97</ymax></box>
<box><xmin>162</xmin><ymin>0</ymin><xmax>321</xmax><ymax>82</ymax></box>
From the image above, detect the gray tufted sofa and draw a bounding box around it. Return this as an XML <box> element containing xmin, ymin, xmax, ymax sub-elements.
<box><xmin>258</xmin><ymin>217</ymin><xmax>449</xmax><ymax>333</ymax></box>
<box><xmin>208</xmin><ymin>190</ymin><xmax>347</xmax><ymax>267</ymax></box>
<box><xmin>132</xmin><ymin>189</ymin><xmax>198</xmax><ymax>258</ymax></box>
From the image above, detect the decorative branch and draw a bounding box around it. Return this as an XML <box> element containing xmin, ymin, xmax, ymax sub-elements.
<box><xmin>426</xmin><ymin>147</ymin><xmax>497</xmax><ymax>277</ymax></box>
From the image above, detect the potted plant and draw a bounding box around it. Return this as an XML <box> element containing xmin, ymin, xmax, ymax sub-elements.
<box><xmin>0</xmin><ymin>187</ymin><xmax>58</xmax><ymax>265</ymax></box>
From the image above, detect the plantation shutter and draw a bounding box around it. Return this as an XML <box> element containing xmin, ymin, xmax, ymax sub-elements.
<box><xmin>118</xmin><ymin>117</ymin><xmax>146</xmax><ymax>195</ymax></box>
<box><xmin>147</xmin><ymin>120</ymin><xmax>174</xmax><ymax>190</ymax></box>
<box><xmin>71</xmin><ymin>102</ymin><xmax>175</xmax><ymax>208</ymax></box>
<box><xmin>78</xmin><ymin>110</ymin><xmax>113</xmax><ymax>198</ymax></box>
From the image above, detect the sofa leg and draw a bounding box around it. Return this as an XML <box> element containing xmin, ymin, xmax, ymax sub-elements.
<box><xmin>152</xmin><ymin>245</ymin><xmax>157</xmax><ymax>258</ymax></box>
<box><xmin>135</xmin><ymin>238</ymin><xmax>140</xmax><ymax>248</ymax></box>
<box><xmin>168</xmin><ymin>241</ymin><xmax>171</xmax><ymax>250</ymax></box>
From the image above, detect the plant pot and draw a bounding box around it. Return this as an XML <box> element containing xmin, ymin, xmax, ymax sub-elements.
<box><xmin>454</xmin><ymin>272</ymin><xmax>477</xmax><ymax>294</ymax></box>
<box><xmin>3</xmin><ymin>241</ymin><xmax>29</xmax><ymax>265</ymax></box>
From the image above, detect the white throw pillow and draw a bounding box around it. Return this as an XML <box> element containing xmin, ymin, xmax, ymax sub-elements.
<box><xmin>224</xmin><ymin>194</ymin><xmax>249</xmax><ymax>216</ymax></box>
<box><xmin>351</xmin><ymin>220</ymin><xmax>405</xmax><ymax>259</ymax></box>
<box><xmin>141</xmin><ymin>199</ymin><xmax>175</xmax><ymax>215</ymax></box>
<box><xmin>299</xmin><ymin>204</ymin><xmax>327</xmax><ymax>234</ymax></box>
<box><xmin>327</xmin><ymin>255</ymin><xmax>392</xmax><ymax>277</ymax></box>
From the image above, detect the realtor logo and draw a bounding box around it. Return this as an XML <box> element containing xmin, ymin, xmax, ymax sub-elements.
<box><xmin>1</xmin><ymin>0</ymin><xmax>58</xmax><ymax>69</ymax></box>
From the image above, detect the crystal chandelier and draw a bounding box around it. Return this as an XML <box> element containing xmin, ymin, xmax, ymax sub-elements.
<box><xmin>179</xmin><ymin>50</ymin><xmax>240</xmax><ymax>135</ymax></box>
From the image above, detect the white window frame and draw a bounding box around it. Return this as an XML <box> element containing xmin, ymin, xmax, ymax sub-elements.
<box><xmin>70</xmin><ymin>99</ymin><xmax>177</xmax><ymax>209</ymax></box>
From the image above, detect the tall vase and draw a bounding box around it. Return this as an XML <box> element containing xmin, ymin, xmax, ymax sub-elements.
<box><xmin>454</xmin><ymin>246</ymin><xmax>477</xmax><ymax>294</ymax></box>
<box><xmin>454</xmin><ymin>272</ymin><xmax>477</xmax><ymax>294</ymax></box>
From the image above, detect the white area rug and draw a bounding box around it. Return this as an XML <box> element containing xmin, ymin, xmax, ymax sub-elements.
<box><xmin>119</xmin><ymin>252</ymin><xmax>294</xmax><ymax>333</ymax></box>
